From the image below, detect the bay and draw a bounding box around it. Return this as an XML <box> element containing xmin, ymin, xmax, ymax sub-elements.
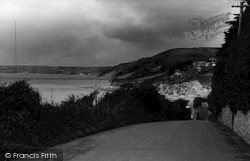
<box><xmin>0</xmin><ymin>73</ymin><xmax>113</xmax><ymax>104</ymax></box>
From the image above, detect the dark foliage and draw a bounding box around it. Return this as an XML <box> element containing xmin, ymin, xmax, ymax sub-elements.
<box><xmin>219</xmin><ymin>16</ymin><xmax>239</xmax><ymax>58</ymax></box>
<box><xmin>210</xmin><ymin>6</ymin><xmax>250</xmax><ymax>115</ymax></box>
<box><xmin>193</xmin><ymin>97</ymin><xmax>207</xmax><ymax>110</ymax></box>
<box><xmin>0</xmin><ymin>81</ymin><xmax>191</xmax><ymax>150</ymax></box>
<box><xmin>97</xmin><ymin>83</ymin><xmax>191</xmax><ymax>123</ymax></box>
<box><xmin>207</xmin><ymin>93</ymin><xmax>223</xmax><ymax>120</ymax></box>
<box><xmin>0</xmin><ymin>80</ymin><xmax>41</xmax><ymax>121</ymax></box>
<box><xmin>171</xmin><ymin>99</ymin><xmax>191</xmax><ymax>120</ymax></box>
<box><xmin>161</xmin><ymin>59</ymin><xmax>194</xmax><ymax>75</ymax></box>
<box><xmin>129</xmin><ymin>85</ymin><xmax>165</xmax><ymax>117</ymax></box>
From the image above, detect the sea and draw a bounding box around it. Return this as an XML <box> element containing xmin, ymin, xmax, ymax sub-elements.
<box><xmin>0</xmin><ymin>73</ymin><xmax>114</xmax><ymax>104</ymax></box>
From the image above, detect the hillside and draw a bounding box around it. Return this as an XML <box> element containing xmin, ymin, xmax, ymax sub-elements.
<box><xmin>99</xmin><ymin>47</ymin><xmax>219</xmax><ymax>108</ymax></box>
<box><xmin>0</xmin><ymin>48</ymin><xmax>218</xmax><ymax>82</ymax></box>
<box><xmin>101</xmin><ymin>47</ymin><xmax>218</xmax><ymax>84</ymax></box>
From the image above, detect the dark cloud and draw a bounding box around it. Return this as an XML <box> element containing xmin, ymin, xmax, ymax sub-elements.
<box><xmin>103</xmin><ymin>24</ymin><xmax>163</xmax><ymax>49</ymax></box>
<box><xmin>62</xmin><ymin>36</ymin><xmax>107</xmax><ymax>58</ymax></box>
<box><xmin>101</xmin><ymin>0</ymin><xmax>227</xmax><ymax>51</ymax></box>
<box><xmin>19</xmin><ymin>32</ymin><xmax>77</xmax><ymax>57</ymax></box>
<box><xmin>0</xmin><ymin>0</ymin><xmax>234</xmax><ymax>66</ymax></box>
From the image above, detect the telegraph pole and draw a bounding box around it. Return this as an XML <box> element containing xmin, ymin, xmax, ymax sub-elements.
<box><xmin>15</xmin><ymin>20</ymin><xmax>17</xmax><ymax>79</ymax></box>
<box><xmin>51</xmin><ymin>88</ymin><xmax>53</xmax><ymax>104</ymax></box>
<box><xmin>232</xmin><ymin>1</ymin><xmax>247</xmax><ymax>37</ymax></box>
<box><xmin>94</xmin><ymin>83</ymin><xmax>98</xmax><ymax>117</ymax></box>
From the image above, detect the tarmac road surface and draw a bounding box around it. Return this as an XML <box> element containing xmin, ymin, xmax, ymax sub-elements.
<box><xmin>13</xmin><ymin>121</ymin><xmax>250</xmax><ymax>161</ymax></box>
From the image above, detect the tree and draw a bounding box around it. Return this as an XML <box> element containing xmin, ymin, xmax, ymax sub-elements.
<box><xmin>193</xmin><ymin>97</ymin><xmax>207</xmax><ymax>110</ymax></box>
<box><xmin>211</xmin><ymin>5</ymin><xmax>250</xmax><ymax>116</ymax></box>
<box><xmin>0</xmin><ymin>80</ymin><xmax>41</xmax><ymax>121</ymax></box>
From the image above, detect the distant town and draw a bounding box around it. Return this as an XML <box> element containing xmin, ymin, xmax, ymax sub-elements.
<box><xmin>0</xmin><ymin>65</ymin><xmax>111</xmax><ymax>76</ymax></box>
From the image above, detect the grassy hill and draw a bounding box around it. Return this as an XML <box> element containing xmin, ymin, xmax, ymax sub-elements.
<box><xmin>100</xmin><ymin>47</ymin><xmax>219</xmax><ymax>84</ymax></box>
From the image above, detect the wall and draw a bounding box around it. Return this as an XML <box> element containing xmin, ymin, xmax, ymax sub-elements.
<box><xmin>219</xmin><ymin>106</ymin><xmax>250</xmax><ymax>145</ymax></box>
<box><xmin>234</xmin><ymin>110</ymin><xmax>250</xmax><ymax>145</ymax></box>
<box><xmin>219</xmin><ymin>106</ymin><xmax>233</xmax><ymax>128</ymax></box>
<box><xmin>196</xmin><ymin>105</ymin><xmax>209</xmax><ymax>120</ymax></box>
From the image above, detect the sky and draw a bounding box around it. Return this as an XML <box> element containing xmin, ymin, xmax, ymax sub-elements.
<box><xmin>0</xmin><ymin>0</ymin><xmax>241</xmax><ymax>67</ymax></box>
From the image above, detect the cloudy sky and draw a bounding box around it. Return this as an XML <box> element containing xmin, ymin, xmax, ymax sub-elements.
<box><xmin>0</xmin><ymin>0</ymin><xmax>240</xmax><ymax>66</ymax></box>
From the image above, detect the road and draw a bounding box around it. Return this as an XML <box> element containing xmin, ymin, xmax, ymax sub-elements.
<box><xmin>16</xmin><ymin>121</ymin><xmax>250</xmax><ymax>161</ymax></box>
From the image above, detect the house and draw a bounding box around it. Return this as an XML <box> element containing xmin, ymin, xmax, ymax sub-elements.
<box><xmin>193</xmin><ymin>61</ymin><xmax>206</xmax><ymax>72</ymax></box>
<box><xmin>209</xmin><ymin>57</ymin><xmax>217</xmax><ymax>66</ymax></box>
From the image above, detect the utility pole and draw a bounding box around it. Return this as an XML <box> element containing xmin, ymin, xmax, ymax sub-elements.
<box><xmin>15</xmin><ymin>20</ymin><xmax>17</xmax><ymax>79</ymax></box>
<box><xmin>108</xmin><ymin>91</ymin><xmax>110</xmax><ymax>110</ymax></box>
<box><xmin>94</xmin><ymin>83</ymin><xmax>98</xmax><ymax>117</ymax></box>
<box><xmin>51</xmin><ymin>88</ymin><xmax>53</xmax><ymax>105</ymax></box>
<box><xmin>232</xmin><ymin>1</ymin><xmax>247</xmax><ymax>37</ymax></box>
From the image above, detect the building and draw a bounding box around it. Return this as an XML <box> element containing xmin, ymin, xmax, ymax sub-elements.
<box><xmin>209</xmin><ymin>57</ymin><xmax>217</xmax><ymax>66</ymax></box>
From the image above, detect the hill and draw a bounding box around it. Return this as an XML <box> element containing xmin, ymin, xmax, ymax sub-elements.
<box><xmin>100</xmin><ymin>47</ymin><xmax>218</xmax><ymax>84</ymax></box>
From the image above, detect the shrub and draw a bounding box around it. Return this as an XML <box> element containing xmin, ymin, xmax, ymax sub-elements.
<box><xmin>0</xmin><ymin>80</ymin><xmax>41</xmax><ymax>121</ymax></box>
<box><xmin>193</xmin><ymin>97</ymin><xmax>207</xmax><ymax>110</ymax></box>
<box><xmin>98</xmin><ymin>84</ymin><xmax>191</xmax><ymax>122</ymax></box>
<box><xmin>171</xmin><ymin>99</ymin><xmax>191</xmax><ymax>120</ymax></box>
<box><xmin>59</xmin><ymin>91</ymin><xmax>97</xmax><ymax>126</ymax></box>
<box><xmin>207</xmin><ymin>93</ymin><xmax>223</xmax><ymax>120</ymax></box>
<box><xmin>129</xmin><ymin>85</ymin><xmax>165</xmax><ymax>117</ymax></box>
<box><xmin>0</xmin><ymin>80</ymin><xmax>192</xmax><ymax>150</ymax></box>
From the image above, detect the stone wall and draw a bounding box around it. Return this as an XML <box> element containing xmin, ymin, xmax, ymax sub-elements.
<box><xmin>234</xmin><ymin>110</ymin><xmax>250</xmax><ymax>145</ymax></box>
<box><xmin>219</xmin><ymin>106</ymin><xmax>250</xmax><ymax>145</ymax></box>
<box><xmin>219</xmin><ymin>106</ymin><xmax>233</xmax><ymax>128</ymax></box>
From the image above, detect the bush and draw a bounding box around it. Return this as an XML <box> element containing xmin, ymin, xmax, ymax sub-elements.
<box><xmin>207</xmin><ymin>93</ymin><xmax>223</xmax><ymax>120</ymax></box>
<box><xmin>98</xmin><ymin>84</ymin><xmax>191</xmax><ymax>122</ymax></box>
<box><xmin>0</xmin><ymin>80</ymin><xmax>191</xmax><ymax>150</ymax></box>
<box><xmin>193</xmin><ymin>97</ymin><xmax>207</xmax><ymax>110</ymax></box>
<box><xmin>171</xmin><ymin>99</ymin><xmax>191</xmax><ymax>120</ymax></box>
<box><xmin>129</xmin><ymin>85</ymin><xmax>165</xmax><ymax>117</ymax></box>
<box><xmin>0</xmin><ymin>80</ymin><xmax>41</xmax><ymax>121</ymax></box>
